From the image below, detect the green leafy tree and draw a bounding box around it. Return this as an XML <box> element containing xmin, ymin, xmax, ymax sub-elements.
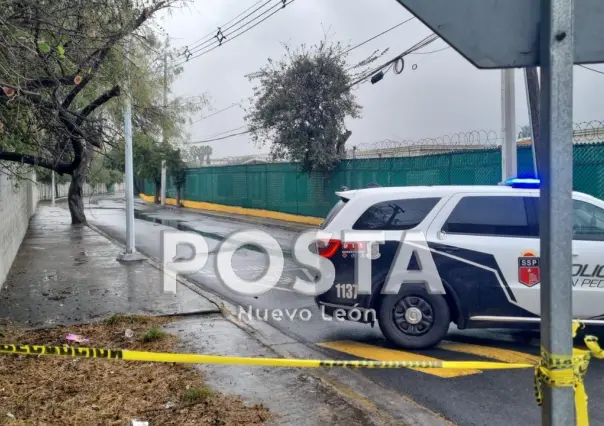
<box><xmin>88</xmin><ymin>152</ymin><xmax>123</xmax><ymax>187</ymax></box>
<box><xmin>164</xmin><ymin>145</ymin><xmax>187</xmax><ymax>206</ymax></box>
<box><xmin>0</xmin><ymin>0</ymin><xmax>190</xmax><ymax>224</ymax></box>
<box><xmin>184</xmin><ymin>145</ymin><xmax>212</xmax><ymax>166</ymax></box>
<box><xmin>108</xmin><ymin>136</ymin><xmax>188</xmax><ymax>205</ymax></box>
<box><xmin>245</xmin><ymin>39</ymin><xmax>385</xmax><ymax>173</ymax></box>
<box><xmin>108</xmin><ymin>133</ymin><xmax>161</xmax><ymax>201</ymax></box>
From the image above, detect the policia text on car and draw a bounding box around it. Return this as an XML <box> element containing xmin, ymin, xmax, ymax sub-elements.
<box><xmin>573</xmin><ymin>264</ymin><xmax>604</xmax><ymax>288</ymax></box>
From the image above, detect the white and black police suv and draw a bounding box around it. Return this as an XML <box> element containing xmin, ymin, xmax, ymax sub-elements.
<box><xmin>314</xmin><ymin>178</ymin><xmax>604</xmax><ymax>349</ymax></box>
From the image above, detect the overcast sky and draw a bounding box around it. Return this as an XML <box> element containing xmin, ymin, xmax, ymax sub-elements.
<box><xmin>156</xmin><ymin>0</ymin><xmax>604</xmax><ymax>159</ymax></box>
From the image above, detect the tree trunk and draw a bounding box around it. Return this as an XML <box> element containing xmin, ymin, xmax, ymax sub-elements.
<box><xmin>176</xmin><ymin>185</ymin><xmax>181</xmax><ymax>207</ymax></box>
<box><xmin>154</xmin><ymin>181</ymin><xmax>160</xmax><ymax>204</ymax></box>
<box><xmin>67</xmin><ymin>147</ymin><xmax>92</xmax><ymax>225</ymax></box>
<box><xmin>133</xmin><ymin>178</ymin><xmax>141</xmax><ymax>195</ymax></box>
<box><xmin>336</xmin><ymin>130</ymin><xmax>352</xmax><ymax>159</ymax></box>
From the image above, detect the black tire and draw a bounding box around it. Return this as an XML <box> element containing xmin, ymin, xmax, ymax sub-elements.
<box><xmin>377</xmin><ymin>283</ymin><xmax>450</xmax><ymax>350</ymax></box>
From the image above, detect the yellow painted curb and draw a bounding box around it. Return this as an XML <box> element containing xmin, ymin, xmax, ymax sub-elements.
<box><xmin>138</xmin><ymin>193</ymin><xmax>323</xmax><ymax>226</ymax></box>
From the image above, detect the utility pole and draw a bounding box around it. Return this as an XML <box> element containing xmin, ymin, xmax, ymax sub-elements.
<box><xmin>391</xmin><ymin>0</ymin><xmax>597</xmax><ymax>422</ymax></box>
<box><xmin>160</xmin><ymin>35</ymin><xmax>168</xmax><ymax>207</ymax></box>
<box><xmin>524</xmin><ymin>68</ymin><xmax>541</xmax><ymax>178</ymax></box>
<box><xmin>539</xmin><ymin>0</ymin><xmax>575</xmax><ymax>423</ymax></box>
<box><xmin>160</xmin><ymin>160</ymin><xmax>167</xmax><ymax>207</ymax></box>
<box><xmin>51</xmin><ymin>171</ymin><xmax>55</xmax><ymax>205</ymax></box>
<box><xmin>118</xmin><ymin>36</ymin><xmax>144</xmax><ymax>262</ymax></box>
<box><xmin>501</xmin><ymin>68</ymin><xmax>517</xmax><ymax>181</ymax></box>
<box><xmin>163</xmin><ymin>35</ymin><xmax>169</xmax><ymax>144</ymax></box>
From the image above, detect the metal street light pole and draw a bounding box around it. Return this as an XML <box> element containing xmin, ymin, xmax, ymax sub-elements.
<box><xmin>118</xmin><ymin>36</ymin><xmax>144</xmax><ymax>262</ymax></box>
<box><xmin>51</xmin><ymin>171</ymin><xmax>55</xmax><ymax>205</ymax></box>
<box><xmin>501</xmin><ymin>68</ymin><xmax>517</xmax><ymax>181</ymax></box>
<box><xmin>539</xmin><ymin>0</ymin><xmax>575</xmax><ymax>424</ymax></box>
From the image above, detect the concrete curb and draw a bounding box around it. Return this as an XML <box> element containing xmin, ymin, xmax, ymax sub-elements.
<box><xmin>84</xmin><ymin>219</ymin><xmax>450</xmax><ymax>426</ymax></box>
<box><xmin>146</xmin><ymin>202</ymin><xmax>316</xmax><ymax>233</ymax></box>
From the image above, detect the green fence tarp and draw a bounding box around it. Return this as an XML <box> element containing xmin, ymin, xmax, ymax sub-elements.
<box><xmin>145</xmin><ymin>144</ymin><xmax>604</xmax><ymax>218</ymax></box>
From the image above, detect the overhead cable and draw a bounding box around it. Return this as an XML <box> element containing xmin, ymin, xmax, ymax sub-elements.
<box><xmin>175</xmin><ymin>0</ymin><xmax>296</xmax><ymax>66</ymax></box>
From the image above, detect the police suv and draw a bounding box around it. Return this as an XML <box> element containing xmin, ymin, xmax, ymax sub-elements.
<box><xmin>314</xmin><ymin>179</ymin><xmax>604</xmax><ymax>349</ymax></box>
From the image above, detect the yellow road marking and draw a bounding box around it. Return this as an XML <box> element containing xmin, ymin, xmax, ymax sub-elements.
<box><xmin>318</xmin><ymin>340</ymin><xmax>482</xmax><ymax>378</ymax></box>
<box><xmin>438</xmin><ymin>341</ymin><xmax>540</xmax><ymax>364</ymax></box>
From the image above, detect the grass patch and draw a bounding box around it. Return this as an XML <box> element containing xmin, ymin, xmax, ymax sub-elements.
<box><xmin>183</xmin><ymin>385</ymin><xmax>216</xmax><ymax>404</ymax></box>
<box><xmin>103</xmin><ymin>313</ymin><xmax>149</xmax><ymax>326</ymax></box>
<box><xmin>140</xmin><ymin>327</ymin><xmax>167</xmax><ymax>343</ymax></box>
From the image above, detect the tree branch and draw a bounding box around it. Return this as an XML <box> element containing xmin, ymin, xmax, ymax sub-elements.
<box><xmin>61</xmin><ymin>48</ymin><xmax>111</xmax><ymax>109</ymax></box>
<box><xmin>0</xmin><ymin>151</ymin><xmax>74</xmax><ymax>174</ymax></box>
<box><xmin>24</xmin><ymin>75</ymin><xmax>78</xmax><ymax>90</ymax></box>
<box><xmin>80</xmin><ymin>85</ymin><xmax>120</xmax><ymax>118</ymax></box>
<box><xmin>62</xmin><ymin>1</ymin><xmax>171</xmax><ymax>109</ymax></box>
<box><xmin>0</xmin><ymin>81</ymin><xmax>43</xmax><ymax>103</ymax></box>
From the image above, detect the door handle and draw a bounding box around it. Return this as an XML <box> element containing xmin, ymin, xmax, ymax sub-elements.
<box><xmin>572</xmin><ymin>252</ymin><xmax>579</xmax><ymax>257</ymax></box>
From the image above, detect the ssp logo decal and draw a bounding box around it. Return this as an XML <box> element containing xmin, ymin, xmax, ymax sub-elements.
<box><xmin>518</xmin><ymin>250</ymin><xmax>540</xmax><ymax>287</ymax></box>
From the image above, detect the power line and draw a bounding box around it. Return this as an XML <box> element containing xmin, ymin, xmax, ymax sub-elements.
<box><xmin>182</xmin><ymin>0</ymin><xmax>268</xmax><ymax>54</ymax></box>
<box><xmin>175</xmin><ymin>0</ymin><xmax>296</xmax><ymax>66</ymax></box>
<box><xmin>183</xmin><ymin>0</ymin><xmax>278</xmax><ymax>58</ymax></box>
<box><xmin>578</xmin><ymin>64</ymin><xmax>604</xmax><ymax>76</ymax></box>
<box><xmin>189</xmin><ymin>129</ymin><xmax>251</xmax><ymax>144</ymax></box>
<box><xmin>337</xmin><ymin>17</ymin><xmax>416</xmax><ymax>58</ymax></box>
<box><xmin>203</xmin><ymin>125</ymin><xmax>248</xmax><ymax>139</ymax></box>
<box><xmin>191</xmin><ymin>102</ymin><xmax>243</xmax><ymax>124</ymax></box>
<box><xmin>409</xmin><ymin>46</ymin><xmax>451</xmax><ymax>55</ymax></box>
<box><xmin>345</xmin><ymin>33</ymin><xmax>439</xmax><ymax>90</ymax></box>
<box><xmin>177</xmin><ymin>0</ymin><xmax>291</xmax><ymax>65</ymax></box>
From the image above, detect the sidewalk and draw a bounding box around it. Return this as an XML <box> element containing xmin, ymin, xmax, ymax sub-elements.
<box><xmin>0</xmin><ymin>204</ymin><xmax>386</xmax><ymax>425</ymax></box>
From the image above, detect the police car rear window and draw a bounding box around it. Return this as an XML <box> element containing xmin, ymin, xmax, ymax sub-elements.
<box><xmin>321</xmin><ymin>199</ymin><xmax>347</xmax><ymax>229</ymax></box>
<box><xmin>353</xmin><ymin>198</ymin><xmax>441</xmax><ymax>231</ymax></box>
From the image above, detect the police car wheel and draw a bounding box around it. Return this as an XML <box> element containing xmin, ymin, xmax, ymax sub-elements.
<box><xmin>377</xmin><ymin>283</ymin><xmax>450</xmax><ymax>350</ymax></box>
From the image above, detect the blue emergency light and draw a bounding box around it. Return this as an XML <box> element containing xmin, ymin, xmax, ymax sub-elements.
<box><xmin>504</xmin><ymin>177</ymin><xmax>540</xmax><ymax>188</ymax></box>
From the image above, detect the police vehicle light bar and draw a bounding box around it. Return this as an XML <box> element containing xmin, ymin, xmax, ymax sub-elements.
<box><xmin>504</xmin><ymin>177</ymin><xmax>540</xmax><ymax>188</ymax></box>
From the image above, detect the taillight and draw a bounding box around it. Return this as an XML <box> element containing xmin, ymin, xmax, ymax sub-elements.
<box><xmin>316</xmin><ymin>239</ymin><xmax>341</xmax><ymax>258</ymax></box>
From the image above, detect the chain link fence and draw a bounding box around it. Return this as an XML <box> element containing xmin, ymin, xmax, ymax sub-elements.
<box><xmin>149</xmin><ymin>121</ymin><xmax>604</xmax><ymax>218</ymax></box>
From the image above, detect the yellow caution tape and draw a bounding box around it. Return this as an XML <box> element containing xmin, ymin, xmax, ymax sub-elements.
<box><xmin>0</xmin><ymin>343</ymin><xmax>534</xmax><ymax>369</ymax></box>
<box><xmin>2</xmin><ymin>320</ymin><xmax>602</xmax><ymax>426</ymax></box>
<box><xmin>533</xmin><ymin>321</ymin><xmax>604</xmax><ymax>426</ymax></box>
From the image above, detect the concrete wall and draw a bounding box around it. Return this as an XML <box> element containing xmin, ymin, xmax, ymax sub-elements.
<box><xmin>0</xmin><ymin>171</ymin><xmax>125</xmax><ymax>289</ymax></box>
<box><xmin>37</xmin><ymin>182</ymin><xmax>125</xmax><ymax>201</ymax></box>
<box><xmin>0</xmin><ymin>170</ymin><xmax>38</xmax><ymax>289</ymax></box>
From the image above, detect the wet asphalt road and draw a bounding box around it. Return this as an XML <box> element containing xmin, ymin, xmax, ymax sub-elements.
<box><xmin>85</xmin><ymin>196</ymin><xmax>604</xmax><ymax>426</ymax></box>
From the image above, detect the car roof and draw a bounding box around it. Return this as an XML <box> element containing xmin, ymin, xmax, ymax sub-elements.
<box><xmin>334</xmin><ymin>184</ymin><xmax>593</xmax><ymax>200</ymax></box>
<box><xmin>336</xmin><ymin>185</ymin><xmax>520</xmax><ymax>199</ymax></box>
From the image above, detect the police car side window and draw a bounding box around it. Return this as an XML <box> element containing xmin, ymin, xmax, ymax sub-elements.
<box><xmin>353</xmin><ymin>198</ymin><xmax>441</xmax><ymax>230</ymax></box>
<box><xmin>443</xmin><ymin>196</ymin><xmax>534</xmax><ymax>237</ymax></box>
<box><xmin>530</xmin><ymin>198</ymin><xmax>604</xmax><ymax>241</ymax></box>
<box><xmin>572</xmin><ymin>200</ymin><xmax>604</xmax><ymax>241</ymax></box>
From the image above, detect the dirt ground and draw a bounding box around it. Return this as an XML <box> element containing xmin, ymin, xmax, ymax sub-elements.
<box><xmin>0</xmin><ymin>315</ymin><xmax>270</xmax><ymax>426</ymax></box>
